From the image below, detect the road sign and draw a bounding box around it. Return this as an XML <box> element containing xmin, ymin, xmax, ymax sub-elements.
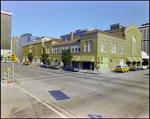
<box><xmin>98</xmin><ymin>57</ymin><xmax>102</xmax><ymax>62</ymax></box>
<box><xmin>7</xmin><ymin>67</ymin><xmax>10</xmax><ymax>72</ymax></box>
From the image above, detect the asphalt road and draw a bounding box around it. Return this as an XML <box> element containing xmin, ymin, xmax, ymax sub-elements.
<box><xmin>1</xmin><ymin>62</ymin><xmax>149</xmax><ymax>118</ymax></box>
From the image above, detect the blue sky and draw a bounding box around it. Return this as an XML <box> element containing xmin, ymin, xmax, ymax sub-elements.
<box><xmin>1</xmin><ymin>1</ymin><xmax>149</xmax><ymax>39</ymax></box>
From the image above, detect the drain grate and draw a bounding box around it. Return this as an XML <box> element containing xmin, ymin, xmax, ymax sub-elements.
<box><xmin>48</xmin><ymin>90</ymin><xmax>71</xmax><ymax>101</ymax></box>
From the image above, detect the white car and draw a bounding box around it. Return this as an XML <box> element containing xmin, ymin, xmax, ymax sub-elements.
<box><xmin>140</xmin><ymin>65</ymin><xmax>147</xmax><ymax>70</ymax></box>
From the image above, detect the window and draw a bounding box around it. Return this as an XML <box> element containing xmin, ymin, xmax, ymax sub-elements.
<box><xmin>122</xmin><ymin>45</ymin><xmax>124</xmax><ymax>54</ymax></box>
<box><xmin>49</xmin><ymin>46</ymin><xmax>50</xmax><ymax>53</ymax></box>
<box><xmin>53</xmin><ymin>48</ymin><xmax>55</xmax><ymax>53</ymax></box>
<box><xmin>114</xmin><ymin>44</ymin><xmax>116</xmax><ymax>53</ymax></box>
<box><xmin>78</xmin><ymin>45</ymin><xmax>80</xmax><ymax>52</ymax></box>
<box><xmin>101</xmin><ymin>41</ymin><xmax>104</xmax><ymax>52</ymax></box>
<box><xmin>47</xmin><ymin>46</ymin><xmax>50</xmax><ymax>54</ymax></box>
<box><xmin>66</xmin><ymin>46</ymin><xmax>68</xmax><ymax>50</ymax></box>
<box><xmin>85</xmin><ymin>41</ymin><xmax>88</xmax><ymax>52</ymax></box>
<box><xmin>56</xmin><ymin>47</ymin><xmax>59</xmax><ymax>53</ymax></box>
<box><xmin>105</xmin><ymin>42</ymin><xmax>107</xmax><ymax>52</ymax></box>
<box><xmin>72</xmin><ymin>46</ymin><xmax>74</xmax><ymax>52</ymax></box>
<box><xmin>89</xmin><ymin>41</ymin><xmax>93</xmax><ymax>52</ymax></box>
<box><xmin>29</xmin><ymin>46</ymin><xmax>31</xmax><ymax>53</ymax></box>
<box><xmin>111</xmin><ymin>43</ymin><xmax>114</xmax><ymax>53</ymax></box>
<box><xmin>120</xmin><ymin>45</ymin><xmax>122</xmax><ymax>53</ymax></box>
<box><xmin>75</xmin><ymin>45</ymin><xmax>77</xmax><ymax>52</ymax></box>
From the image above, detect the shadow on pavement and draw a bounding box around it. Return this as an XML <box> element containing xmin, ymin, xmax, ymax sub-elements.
<box><xmin>87</xmin><ymin>114</ymin><xmax>102</xmax><ymax>118</ymax></box>
<box><xmin>143</xmin><ymin>73</ymin><xmax>149</xmax><ymax>76</ymax></box>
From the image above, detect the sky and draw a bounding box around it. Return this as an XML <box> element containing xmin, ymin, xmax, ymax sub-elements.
<box><xmin>1</xmin><ymin>1</ymin><xmax>149</xmax><ymax>40</ymax></box>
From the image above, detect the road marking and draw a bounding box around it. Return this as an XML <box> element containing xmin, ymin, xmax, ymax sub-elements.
<box><xmin>15</xmin><ymin>85</ymin><xmax>75</xmax><ymax>118</ymax></box>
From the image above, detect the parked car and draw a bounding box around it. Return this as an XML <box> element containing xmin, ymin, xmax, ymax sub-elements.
<box><xmin>2</xmin><ymin>60</ymin><xmax>7</xmax><ymax>63</ymax></box>
<box><xmin>63</xmin><ymin>66</ymin><xmax>79</xmax><ymax>72</ymax></box>
<box><xmin>139</xmin><ymin>65</ymin><xmax>147</xmax><ymax>70</ymax></box>
<box><xmin>49</xmin><ymin>65</ymin><xmax>60</xmax><ymax>69</ymax></box>
<box><xmin>115</xmin><ymin>64</ymin><xmax>129</xmax><ymax>73</ymax></box>
<box><xmin>23</xmin><ymin>61</ymin><xmax>29</xmax><ymax>65</ymax></box>
<box><xmin>40</xmin><ymin>64</ymin><xmax>49</xmax><ymax>68</ymax></box>
<box><xmin>146</xmin><ymin>65</ymin><xmax>149</xmax><ymax>69</ymax></box>
<box><xmin>129</xmin><ymin>66</ymin><xmax>141</xmax><ymax>71</ymax></box>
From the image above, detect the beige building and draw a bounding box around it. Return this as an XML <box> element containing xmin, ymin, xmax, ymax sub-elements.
<box><xmin>22</xmin><ymin>36</ymin><xmax>51</xmax><ymax>62</ymax></box>
<box><xmin>1</xmin><ymin>10</ymin><xmax>12</xmax><ymax>55</ymax></box>
<box><xmin>12</xmin><ymin>36</ymin><xmax>20</xmax><ymax>54</ymax></box>
<box><xmin>22</xmin><ymin>23</ymin><xmax>143</xmax><ymax>70</ymax></box>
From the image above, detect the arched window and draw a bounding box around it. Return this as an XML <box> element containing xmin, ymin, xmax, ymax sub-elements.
<box><xmin>105</xmin><ymin>42</ymin><xmax>107</xmax><ymax>52</ymax></box>
<box><xmin>132</xmin><ymin>35</ymin><xmax>137</xmax><ymax>55</ymax></box>
<box><xmin>101</xmin><ymin>41</ymin><xmax>104</xmax><ymax>52</ymax></box>
<box><xmin>89</xmin><ymin>41</ymin><xmax>93</xmax><ymax>52</ymax></box>
<box><xmin>111</xmin><ymin>43</ymin><xmax>114</xmax><ymax>53</ymax></box>
<box><xmin>120</xmin><ymin>45</ymin><xmax>122</xmax><ymax>53</ymax></box>
<box><xmin>122</xmin><ymin>45</ymin><xmax>124</xmax><ymax>54</ymax></box>
<box><xmin>85</xmin><ymin>41</ymin><xmax>88</xmax><ymax>52</ymax></box>
<box><xmin>114</xmin><ymin>44</ymin><xmax>116</xmax><ymax>53</ymax></box>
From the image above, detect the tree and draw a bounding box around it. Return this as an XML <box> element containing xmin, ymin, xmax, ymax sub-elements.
<box><xmin>61</xmin><ymin>49</ymin><xmax>73</xmax><ymax>67</ymax></box>
<box><xmin>40</xmin><ymin>53</ymin><xmax>51</xmax><ymax>64</ymax></box>
<box><xmin>27</xmin><ymin>53</ymin><xmax>33</xmax><ymax>63</ymax></box>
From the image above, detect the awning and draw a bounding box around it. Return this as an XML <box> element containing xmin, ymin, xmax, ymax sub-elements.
<box><xmin>78</xmin><ymin>56</ymin><xmax>95</xmax><ymax>62</ymax></box>
<box><xmin>132</xmin><ymin>57</ymin><xmax>139</xmax><ymax>62</ymax></box>
<box><xmin>126</xmin><ymin>57</ymin><xmax>134</xmax><ymax>62</ymax></box>
<box><xmin>137</xmin><ymin>57</ymin><xmax>143</xmax><ymax>62</ymax></box>
<box><xmin>72</xmin><ymin>56</ymin><xmax>80</xmax><ymax>61</ymax></box>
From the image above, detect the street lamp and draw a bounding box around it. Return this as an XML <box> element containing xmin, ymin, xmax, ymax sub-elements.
<box><xmin>31</xmin><ymin>45</ymin><xmax>37</xmax><ymax>62</ymax></box>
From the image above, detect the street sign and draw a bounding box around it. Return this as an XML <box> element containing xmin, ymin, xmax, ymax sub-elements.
<box><xmin>7</xmin><ymin>67</ymin><xmax>10</xmax><ymax>72</ymax></box>
<box><xmin>98</xmin><ymin>57</ymin><xmax>102</xmax><ymax>62</ymax></box>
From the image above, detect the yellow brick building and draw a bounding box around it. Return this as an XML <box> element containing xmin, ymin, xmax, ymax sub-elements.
<box><xmin>22</xmin><ymin>23</ymin><xmax>143</xmax><ymax>70</ymax></box>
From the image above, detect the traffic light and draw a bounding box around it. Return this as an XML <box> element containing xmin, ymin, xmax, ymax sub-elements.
<box><xmin>12</xmin><ymin>54</ymin><xmax>16</xmax><ymax>62</ymax></box>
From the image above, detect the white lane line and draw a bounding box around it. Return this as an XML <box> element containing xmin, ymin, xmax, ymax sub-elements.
<box><xmin>15</xmin><ymin>85</ymin><xmax>67</xmax><ymax>118</ymax></box>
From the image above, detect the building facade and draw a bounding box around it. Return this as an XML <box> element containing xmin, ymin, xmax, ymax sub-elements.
<box><xmin>138</xmin><ymin>23</ymin><xmax>149</xmax><ymax>55</ymax></box>
<box><xmin>22</xmin><ymin>36</ymin><xmax>52</xmax><ymax>62</ymax></box>
<box><xmin>15</xmin><ymin>33</ymin><xmax>41</xmax><ymax>59</ymax></box>
<box><xmin>60</xmin><ymin>28</ymin><xmax>94</xmax><ymax>41</ymax></box>
<box><xmin>1</xmin><ymin>10</ymin><xmax>12</xmax><ymax>55</ymax></box>
<box><xmin>22</xmin><ymin>23</ymin><xmax>143</xmax><ymax>70</ymax></box>
<box><xmin>12</xmin><ymin>36</ymin><xmax>20</xmax><ymax>54</ymax></box>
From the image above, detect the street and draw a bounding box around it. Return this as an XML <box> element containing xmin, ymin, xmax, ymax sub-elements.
<box><xmin>1</xmin><ymin>62</ymin><xmax>149</xmax><ymax>118</ymax></box>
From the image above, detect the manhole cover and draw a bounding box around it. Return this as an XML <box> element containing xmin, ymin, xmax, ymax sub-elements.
<box><xmin>48</xmin><ymin>90</ymin><xmax>71</xmax><ymax>101</ymax></box>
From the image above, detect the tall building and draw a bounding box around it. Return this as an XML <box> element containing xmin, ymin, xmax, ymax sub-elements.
<box><xmin>138</xmin><ymin>23</ymin><xmax>149</xmax><ymax>55</ymax></box>
<box><xmin>15</xmin><ymin>33</ymin><xmax>40</xmax><ymax>59</ymax></box>
<box><xmin>60</xmin><ymin>28</ymin><xmax>94</xmax><ymax>41</ymax></box>
<box><xmin>1</xmin><ymin>10</ymin><xmax>12</xmax><ymax>55</ymax></box>
<box><xmin>12</xmin><ymin>36</ymin><xmax>20</xmax><ymax>54</ymax></box>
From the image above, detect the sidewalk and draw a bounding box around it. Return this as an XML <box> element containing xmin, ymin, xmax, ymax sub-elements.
<box><xmin>78</xmin><ymin>68</ymin><xmax>115</xmax><ymax>75</ymax></box>
<box><xmin>1</xmin><ymin>82</ymin><xmax>62</xmax><ymax>118</ymax></box>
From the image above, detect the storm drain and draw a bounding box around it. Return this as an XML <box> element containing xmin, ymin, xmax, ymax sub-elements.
<box><xmin>48</xmin><ymin>90</ymin><xmax>71</xmax><ymax>101</ymax></box>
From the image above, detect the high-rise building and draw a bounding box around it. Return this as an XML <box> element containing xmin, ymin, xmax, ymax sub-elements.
<box><xmin>15</xmin><ymin>33</ymin><xmax>41</xmax><ymax>59</ymax></box>
<box><xmin>60</xmin><ymin>28</ymin><xmax>94</xmax><ymax>41</ymax></box>
<box><xmin>138</xmin><ymin>23</ymin><xmax>149</xmax><ymax>55</ymax></box>
<box><xmin>1</xmin><ymin>10</ymin><xmax>12</xmax><ymax>55</ymax></box>
<box><xmin>12</xmin><ymin>36</ymin><xmax>20</xmax><ymax>54</ymax></box>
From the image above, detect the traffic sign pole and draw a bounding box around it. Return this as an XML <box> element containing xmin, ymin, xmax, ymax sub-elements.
<box><xmin>13</xmin><ymin>62</ymin><xmax>14</xmax><ymax>83</ymax></box>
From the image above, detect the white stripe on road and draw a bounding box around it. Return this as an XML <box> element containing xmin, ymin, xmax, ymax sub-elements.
<box><xmin>15</xmin><ymin>85</ymin><xmax>75</xmax><ymax>118</ymax></box>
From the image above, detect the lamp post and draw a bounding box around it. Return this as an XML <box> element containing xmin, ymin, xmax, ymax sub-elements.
<box><xmin>31</xmin><ymin>45</ymin><xmax>37</xmax><ymax>62</ymax></box>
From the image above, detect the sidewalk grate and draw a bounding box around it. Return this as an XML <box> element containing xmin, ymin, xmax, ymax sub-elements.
<box><xmin>48</xmin><ymin>90</ymin><xmax>71</xmax><ymax>101</ymax></box>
